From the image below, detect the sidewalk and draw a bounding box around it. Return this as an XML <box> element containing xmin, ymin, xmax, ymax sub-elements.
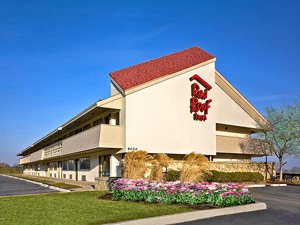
<box><xmin>107</xmin><ymin>202</ymin><xmax>267</xmax><ymax>225</ymax></box>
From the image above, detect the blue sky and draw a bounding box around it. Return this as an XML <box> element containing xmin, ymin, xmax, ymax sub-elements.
<box><xmin>0</xmin><ymin>0</ymin><xmax>299</xmax><ymax>167</ymax></box>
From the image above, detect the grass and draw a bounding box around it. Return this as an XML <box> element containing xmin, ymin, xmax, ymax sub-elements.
<box><xmin>0</xmin><ymin>191</ymin><xmax>193</xmax><ymax>225</ymax></box>
<box><xmin>10</xmin><ymin>174</ymin><xmax>81</xmax><ymax>189</ymax></box>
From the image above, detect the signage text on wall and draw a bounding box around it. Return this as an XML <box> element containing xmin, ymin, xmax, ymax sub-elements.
<box><xmin>190</xmin><ymin>74</ymin><xmax>212</xmax><ymax>121</ymax></box>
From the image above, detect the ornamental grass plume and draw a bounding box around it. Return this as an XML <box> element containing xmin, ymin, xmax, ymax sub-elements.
<box><xmin>150</xmin><ymin>153</ymin><xmax>174</xmax><ymax>181</ymax></box>
<box><xmin>123</xmin><ymin>150</ymin><xmax>153</xmax><ymax>179</ymax></box>
<box><xmin>180</xmin><ymin>152</ymin><xmax>209</xmax><ymax>183</ymax></box>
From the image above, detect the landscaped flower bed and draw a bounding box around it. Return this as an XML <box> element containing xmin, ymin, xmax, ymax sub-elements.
<box><xmin>111</xmin><ymin>179</ymin><xmax>255</xmax><ymax>206</ymax></box>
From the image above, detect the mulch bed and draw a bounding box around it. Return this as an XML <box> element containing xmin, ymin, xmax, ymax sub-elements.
<box><xmin>97</xmin><ymin>192</ymin><xmax>221</xmax><ymax>210</ymax></box>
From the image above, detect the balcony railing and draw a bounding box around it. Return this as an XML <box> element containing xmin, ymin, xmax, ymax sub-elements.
<box><xmin>43</xmin><ymin>142</ymin><xmax>62</xmax><ymax>159</ymax></box>
<box><xmin>19</xmin><ymin>155</ymin><xmax>31</xmax><ymax>164</ymax></box>
<box><xmin>19</xmin><ymin>124</ymin><xmax>124</xmax><ymax>165</ymax></box>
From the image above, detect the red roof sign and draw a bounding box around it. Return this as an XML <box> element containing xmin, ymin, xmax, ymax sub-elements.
<box><xmin>110</xmin><ymin>46</ymin><xmax>215</xmax><ymax>91</ymax></box>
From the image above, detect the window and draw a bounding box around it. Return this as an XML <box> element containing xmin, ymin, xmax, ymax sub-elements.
<box><xmin>63</xmin><ymin>174</ymin><xmax>66</xmax><ymax>179</ymax></box>
<box><xmin>62</xmin><ymin>161</ymin><xmax>68</xmax><ymax>170</ymax></box>
<box><xmin>79</xmin><ymin>157</ymin><xmax>90</xmax><ymax>170</ymax></box>
<box><xmin>81</xmin><ymin>175</ymin><xmax>86</xmax><ymax>181</ymax></box>
<box><xmin>99</xmin><ymin>155</ymin><xmax>110</xmax><ymax>177</ymax></box>
<box><xmin>68</xmin><ymin>160</ymin><xmax>75</xmax><ymax>170</ymax></box>
<box><xmin>104</xmin><ymin>115</ymin><xmax>110</xmax><ymax>124</ymax></box>
<box><xmin>69</xmin><ymin>174</ymin><xmax>72</xmax><ymax>180</ymax></box>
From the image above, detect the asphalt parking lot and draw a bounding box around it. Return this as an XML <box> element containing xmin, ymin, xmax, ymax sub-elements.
<box><xmin>177</xmin><ymin>186</ymin><xmax>300</xmax><ymax>225</ymax></box>
<box><xmin>0</xmin><ymin>175</ymin><xmax>57</xmax><ymax>196</ymax></box>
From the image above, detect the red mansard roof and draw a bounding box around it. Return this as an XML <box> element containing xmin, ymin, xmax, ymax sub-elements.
<box><xmin>110</xmin><ymin>46</ymin><xmax>215</xmax><ymax>91</ymax></box>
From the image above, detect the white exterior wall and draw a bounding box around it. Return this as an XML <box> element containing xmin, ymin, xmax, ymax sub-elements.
<box><xmin>110</xmin><ymin>154</ymin><xmax>122</xmax><ymax>177</ymax></box>
<box><xmin>125</xmin><ymin>62</ymin><xmax>216</xmax><ymax>155</ymax></box>
<box><xmin>61</xmin><ymin>171</ymin><xmax>76</xmax><ymax>180</ymax></box>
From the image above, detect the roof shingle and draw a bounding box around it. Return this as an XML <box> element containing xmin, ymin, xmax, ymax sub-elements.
<box><xmin>110</xmin><ymin>46</ymin><xmax>215</xmax><ymax>91</ymax></box>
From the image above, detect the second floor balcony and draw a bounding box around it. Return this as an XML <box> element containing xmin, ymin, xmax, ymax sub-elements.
<box><xmin>19</xmin><ymin>124</ymin><xmax>124</xmax><ymax>165</ymax></box>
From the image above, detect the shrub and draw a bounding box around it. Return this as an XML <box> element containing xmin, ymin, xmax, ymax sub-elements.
<box><xmin>164</xmin><ymin>169</ymin><xmax>181</xmax><ymax>181</ymax></box>
<box><xmin>180</xmin><ymin>152</ymin><xmax>209</xmax><ymax>183</ymax></box>
<box><xmin>123</xmin><ymin>151</ymin><xmax>153</xmax><ymax>179</ymax></box>
<box><xmin>204</xmin><ymin>170</ymin><xmax>264</xmax><ymax>183</ymax></box>
<box><xmin>150</xmin><ymin>154</ymin><xmax>173</xmax><ymax>181</ymax></box>
<box><xmin>111</xmin><ymin>179</ymin><xmax>255</xmax><ymax>206</ymax></box>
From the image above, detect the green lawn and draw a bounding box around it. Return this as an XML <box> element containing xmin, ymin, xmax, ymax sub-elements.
<box><xmin>0</xmin><ymin>191</ymin><xmax>193</xmax><ymax>225</ymax></box>
<box><xmin>11</xmin><ymin>174</ymin><xmax>81</xmax><ymax>189</ymax></box>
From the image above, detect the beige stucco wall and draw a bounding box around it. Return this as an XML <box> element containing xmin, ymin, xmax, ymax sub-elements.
<box><xmin>125</xmin><ymin>62</ymin><xmax>217</xmax><ymax>155</ymax></box>
<box><xmin>215</xmin><ymin>84</ymin><xmax>259</xmax><ymax>129</ymax></box>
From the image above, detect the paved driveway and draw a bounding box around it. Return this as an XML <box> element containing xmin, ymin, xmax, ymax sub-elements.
<box><xmin>177</xmin><ymin>186</ymin><xmax>300</xmax><ymax>225</ymax></box>
<box><xmin>0</xmin><ymin>175</ymin><xmax>57</xmax><ymax>196</ymax></box>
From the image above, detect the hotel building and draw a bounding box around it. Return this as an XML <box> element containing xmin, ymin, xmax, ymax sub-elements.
<box><xmin>18</xmin><ymin>47</ymin><xmax>271</xmax><ymax>182</ymax></box>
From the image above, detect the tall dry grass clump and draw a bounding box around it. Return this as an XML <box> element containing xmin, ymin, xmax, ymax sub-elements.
<box><xmin>180</xmin><ymin>152</ymin><xmax>209</xmax><ymax>183</ymax></box>
<box><xmin>150</xmin><ymin>154</ymin><xmax>173</xmax><ymax>181</ymax></box>
<box><xmin>124</xmin><ymin>150</ymin><xmax>153</xmax><ymax>179</ymax></box>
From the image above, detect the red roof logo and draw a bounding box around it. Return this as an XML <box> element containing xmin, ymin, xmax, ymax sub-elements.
<box><xmin>190</xmin><ymin>74</ymin><xmax>212</xmax><ymax>121</ymax></box>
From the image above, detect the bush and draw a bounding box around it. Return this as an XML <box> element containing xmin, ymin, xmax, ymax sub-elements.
<box><xmin>150</xmin><ymin>154</ymin><xmax>173</xmax><ymax>181</ymax></box>
<box><xmin>111</xmin><ymin>179</ymin><xmax>255</xmax><ymax>206</ymax></box>
<box><xmin>164</xmin><ymin>169</ymin><xmax>181</xmax><ymax>181</ymax></box>
<box><xmin>204</xmin><ymin>170</ymin><xmax>264</xmax><ymax>183</ymax></box>
<box><xmin>180</xmin><ymin>152</ymin><xmax>209</xmax><ymax>183</ymax></box>
<box><xmin>123</xmin><ymin>151</ymin><xmax>153</xmax><ymax>179</ymax></box>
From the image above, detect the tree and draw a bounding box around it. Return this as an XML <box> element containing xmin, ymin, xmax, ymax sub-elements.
<box><xmin>256</xmin><ymin>101</ymin><xmax>300</xmax><ymax>181</ymax></box>
<box><xmin>0</xmin><ymin>162</ymin><xmax>10</xmax><ymax>168</ymax></box>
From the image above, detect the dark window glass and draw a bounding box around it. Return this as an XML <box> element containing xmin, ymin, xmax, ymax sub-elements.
<box><xmin>69</xmin><ymin>174</ymin><xmax>72</xmax><ymax>179</ymax></box>
<box><xmin>62</xmin><ymin>161</ymin><xmax>68</xmax><ymax>170</ymax></box>
<box><xmin>68</xmin><ymin>160</ymin><xmax>75</xmax><ymax>170</ymax></box>
<box><xmin>81</xmin><ymin>175</ymin><xmax>86</xmax><ymax>181</ymax></box>
<box><xmin>79</xmin><ymin>158</ymin><xmax>90</xmax><ymax>170</ymax></box>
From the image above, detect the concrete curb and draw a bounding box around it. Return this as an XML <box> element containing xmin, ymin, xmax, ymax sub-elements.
<box><xmin>0</xmin><ymin>174</ymin><xmax>70</xmax><ymax>192</ymax></box>
<box><xmin>106</xmin><ymin>202</ymin><xmax>267</xmax><ymax>225</ymax></box>
<box><xmin>268</xmin><ymin>184</ymin><xmax>287</xmax><ymax>187</ymax></box>
<box><xmin>247</xmin><ymin>184</ymin><xmax>287</xmax><ymax>188</ymax></box>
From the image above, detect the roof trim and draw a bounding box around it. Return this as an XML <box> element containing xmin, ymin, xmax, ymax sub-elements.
<box><xmin>215</xmin><ymin>70</ymin><xmax>272</xmax><ymax>130</ymax></box>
